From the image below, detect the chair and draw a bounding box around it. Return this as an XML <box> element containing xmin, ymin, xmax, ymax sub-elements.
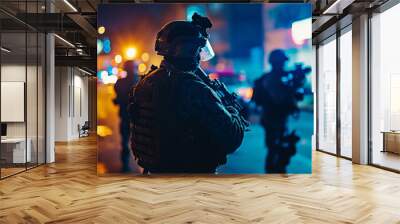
<box><xmin>78</xmin><ymin>121</ymin><xmax>90</xmax><ymax>138</ymax></box>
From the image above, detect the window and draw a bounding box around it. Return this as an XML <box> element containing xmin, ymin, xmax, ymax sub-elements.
<box><xmin>371</xmin><ymin>3</ymin><xmax>400</xmax><ymax>171</ymax></box>
<box><xmin>317</xmin><ymin>37</ymin><xmax>337</xmax><ymax>154</ymax></box>
<box><xmin>339</xmin><ymin>29</ymin><xmax>352</xmax><ymax>158</ymax></box>
<box><xmin>0</xmin><ymin>1</ymin><xmax>46</xmax><ymax>179</ymax></box>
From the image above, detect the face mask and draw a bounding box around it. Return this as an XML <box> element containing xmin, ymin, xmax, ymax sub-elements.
<box><xmin>199</xmin><ymin>39</ymin><xmax>215</xmax><ymax>61</ymax></box>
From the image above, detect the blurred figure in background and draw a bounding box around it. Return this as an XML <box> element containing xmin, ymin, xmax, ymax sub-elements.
<box><xmin>114</xmin><ymin>60</ymin><xmax>139</xmax><ymax>172</ymax></box>
<box><xmin>252</xmin><ymin>49</ymin><xmax>309</xmax><ymax>173</ymax></box>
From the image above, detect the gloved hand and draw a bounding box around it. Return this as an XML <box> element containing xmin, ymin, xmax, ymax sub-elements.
<box><xmin>226</xmin><ymin>106</ymin><xmax>239</xmax><ymax>116</ymax></box>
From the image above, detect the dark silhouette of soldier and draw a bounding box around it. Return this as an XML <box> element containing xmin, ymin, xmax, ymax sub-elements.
<box><xmin>114</xmin><ymin>60</ymin><xmax>139</xmax><ymax>172</ymax></box>
<box><xmin>128</xmin><ymin>13</ymin><xmax>247</xmax><ymax>174</ymax></box>
<box><xmin>252</xmin><ymin>49</ymin><xmax>306</xmax><ymax>173</ymax></box>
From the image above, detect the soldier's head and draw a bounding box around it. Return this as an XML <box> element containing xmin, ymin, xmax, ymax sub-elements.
<box><xmin>155</xmin><ymin>13</ymin><xmax>214</xmax><ymax>71</ymax></box>
<box><xmin>268</xmin><ymin>49</ymin><xmax>289</xmax><ymax>70</ymax></box>
<box><xmin>123</xmin><ymin>60</ymin><xmax>138</xmax><ymax>79</ymax></box>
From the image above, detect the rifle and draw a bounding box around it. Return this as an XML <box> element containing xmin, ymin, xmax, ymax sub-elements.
<box><xmin>285</xmin><ymin>63</ymin><xmax>311</xmax><ymax>102</ymax></box>
<box><xmin>196</xmin><ymin>68</ymin><xmax>250</xmax><ymax>129</ymax></box>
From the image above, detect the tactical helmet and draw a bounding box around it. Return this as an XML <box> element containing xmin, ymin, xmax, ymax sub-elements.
<box><xmin>155</xmin><ymin>13</ymin><xmax>214</xmax><ymax>61</ymax></box>
<box><xmin>269</xmin><ymin>49</ymin><xmax>289</xmax><ymax>65</ymax></box>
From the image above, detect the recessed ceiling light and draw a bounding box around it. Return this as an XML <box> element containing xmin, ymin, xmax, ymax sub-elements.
<box><xmin>54</xmin><ymin>34</ymin><xmax>75</xmax><ymax>48</ymax></box>
<box><xmin>322</xmin><ymin>0</ymin><xmax>343</xmax><ymax>15</ymax></box>
<box><xmin>1</xmin><ymin>47</ymin><xmax>11</xmax><ymax>53</ymax></box>
<box><xmin>78</xmin><ymin>67</ymin><xmax>93</xmax><ymax>76</ymax></box>
<box><xmin>63</xmin><ymin>0</ymin><xmax>78</xmax><ymax>12</ymax></box>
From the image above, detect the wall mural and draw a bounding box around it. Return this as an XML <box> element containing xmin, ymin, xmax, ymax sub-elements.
<box><xmin>97</xmin><ymin>3</ymin><xmax>313</xmax><ymax>174</ymax></box>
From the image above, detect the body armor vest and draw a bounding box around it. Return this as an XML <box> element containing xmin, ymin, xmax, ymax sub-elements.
<box><xmin>129</xmin><ymin>65</ymin><xmax>227</xmax><ymax>173</ymax></box>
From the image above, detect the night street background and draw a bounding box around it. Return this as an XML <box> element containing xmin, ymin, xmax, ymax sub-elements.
<box><xmin>97</xmin><ymin>3</ymin><xmax>313</xmax><ymax>174</ymax></box>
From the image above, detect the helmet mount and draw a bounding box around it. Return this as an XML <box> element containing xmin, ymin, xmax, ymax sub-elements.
<box><xmin>191</xmin><ymin>13</ymin><xmax>212</xmax><ymax>39</ymax></box>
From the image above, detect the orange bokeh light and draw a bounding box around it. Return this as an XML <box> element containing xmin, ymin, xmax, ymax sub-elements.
<box><xmin>125</xmin><ymin>47</ymin><xmax>137</xmax><ymax>59</ymax></box>
<box><xmin>98</xmin><ymin>26</ymin><xmax>105</xmax><ymax>35</ymax></box>
<box><xmin>114</xmin><ymin>54</ymin><xmax>122</xmax><ymax>64</ymax></box>
<box><xmin>141</xmin><ymin>52</ymin><xmax>150</xmax><ymax>62</ymax></box>
<box><xmin>138</xmin><ymin>63</ymin><xmax>147</xmax><ymax>73</ymax></box>
<box><xmin>237</xmin><ymin>87</ymin><xmax>253</xmax><ymax>100</ymax></box>
<box><xmin>208</xmin><ymin>73</ymin><xmax>219</xmax><ymax>80</ymax></box>
<box><xmin>97</xmin><ymin>125</ymin><xmax>113</xmax><ymax>137</ymax></box>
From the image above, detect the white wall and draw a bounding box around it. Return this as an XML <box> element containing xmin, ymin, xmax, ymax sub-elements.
<box><xmin>1</xmin><ymin>65</ymin><xmax>39</xmax><ymax>137</ymax></box>
<box><xmin>55</xmin><ymin>67</ymin><xmax>89</xmax><ymax>141</ymax></box>
<box><xmin>70</xmin><ymin>72</ymin><xmax>89</xmax><ymax>139</ymax></box>
<box><xmin>1</xmin><ymin>63</ymin><xmax>46</xmax><ymax>164</ymax></box>
<box><xmin>55</xmin><ymin>66</ymin><xmax>69</xmax><ymax>141</ymax></box>
<box><xmin>1</xmin><ymin>65</ymin><xmax>26</xmax><ymax>141</ymax></box>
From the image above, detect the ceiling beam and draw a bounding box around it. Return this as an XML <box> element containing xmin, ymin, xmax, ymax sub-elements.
<box><xmin>55</xmin><ymin>55</ymin><xmax>96</xmax><ymax>72</ymax></box>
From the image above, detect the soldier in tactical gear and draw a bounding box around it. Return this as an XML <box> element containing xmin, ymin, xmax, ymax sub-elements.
<box><xmin>129</xmin><ymin>13</ymin><xmax>247</xmax><ymax>173</ymax></box>
<box><xmin>114</xmin><ymin>60</ymin><xmax>139</xmax><ymax>172</ymax></box>
<box><xmin>252</xmin><ymin>49</ymin><xmax>310</xmax><ymax>173</ymax></box>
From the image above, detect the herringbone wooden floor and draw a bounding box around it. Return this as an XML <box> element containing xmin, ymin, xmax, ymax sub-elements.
<box><xmin>1</xmin><ymin>136</ymin><xmax>400</xmax><ymax>224</ymax></box>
